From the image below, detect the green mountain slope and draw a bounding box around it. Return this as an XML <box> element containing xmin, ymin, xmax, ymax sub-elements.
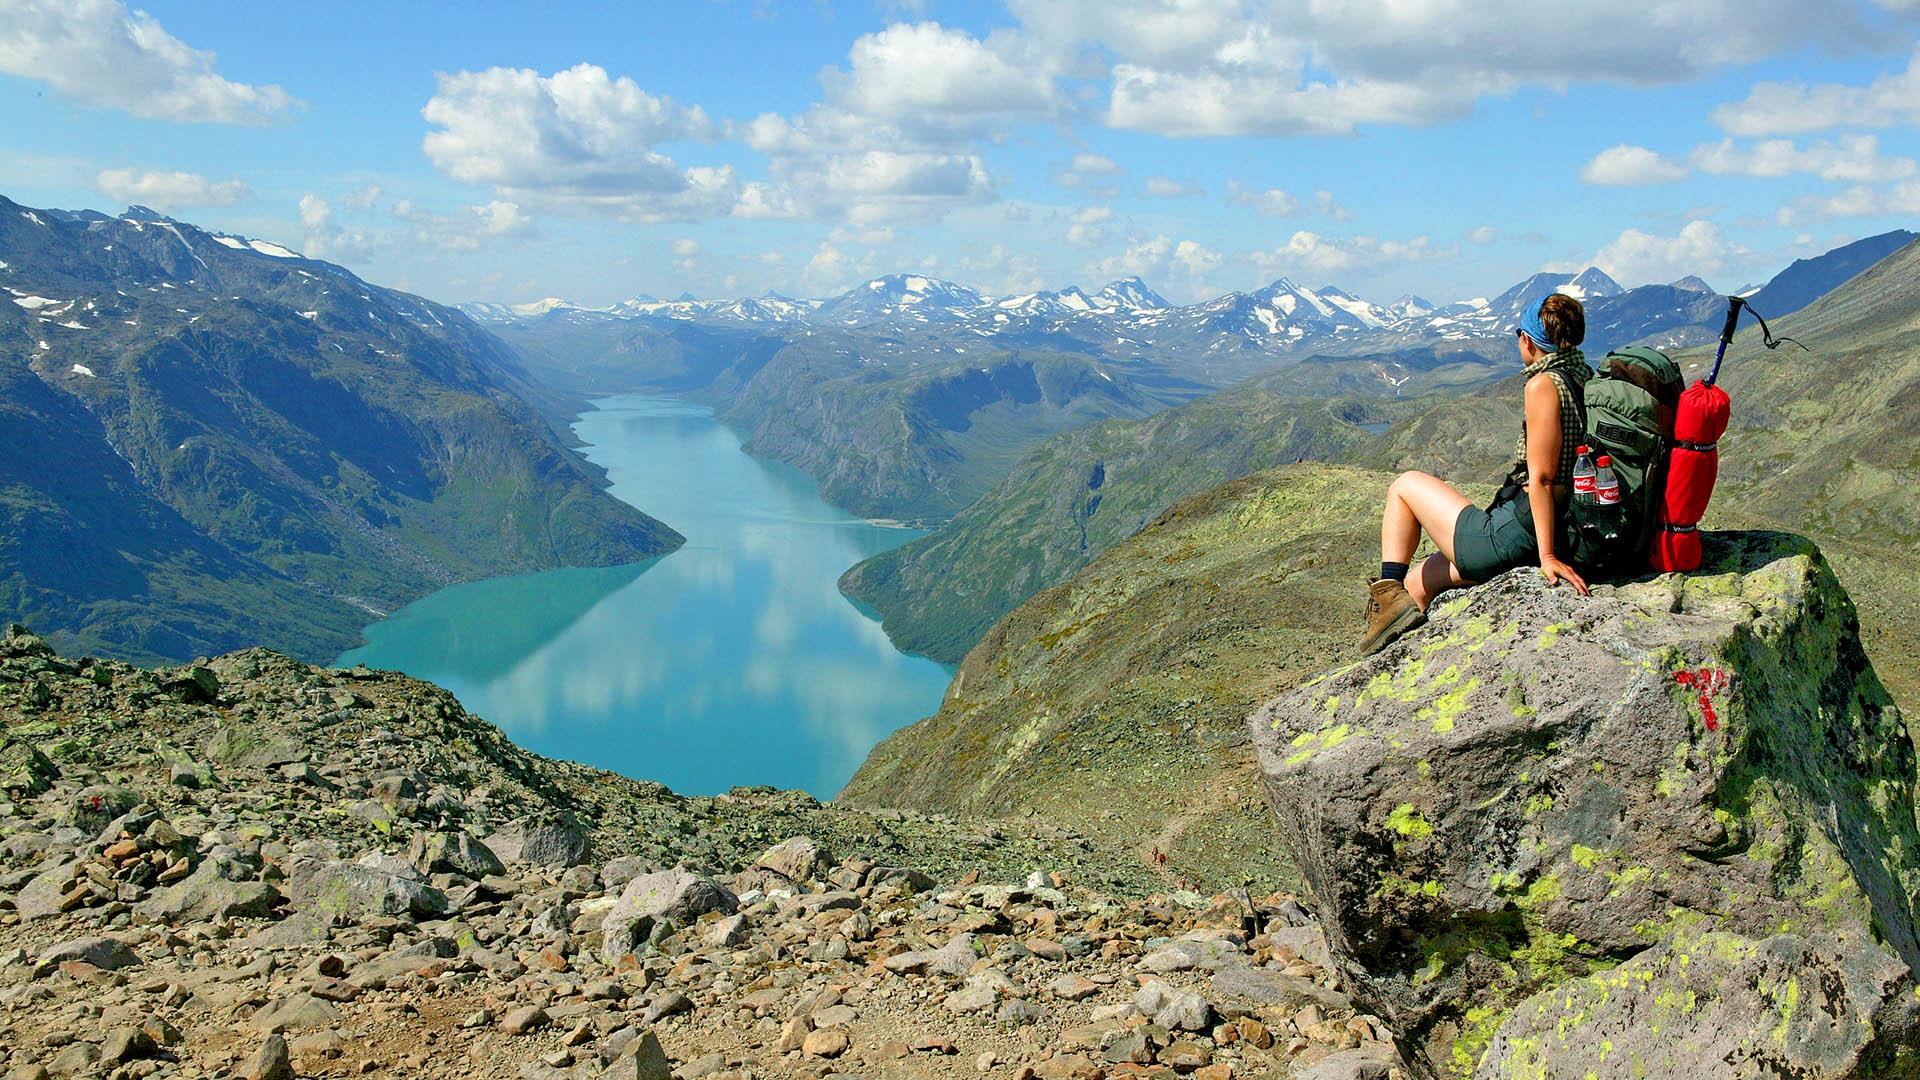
<box><xmin>1710</xmin><ymin>234</ymin><xmax>1920</xmax><ymax>546</ymax></box>
<box><xmin>0</xmin><ymin>356</ymin><xmax>360</xmax><ymax>663</ymax></box>
<box><xmin>842</xmin><ymin>237</ymin><xmax>1920</xmax><ymax>706</ymax></box>
<box><xmin>0</xmin><ymin>198</ymin><xmax>681</xmax><ymax>663</ymax></box>
<box><xmin>838</xmin><ymin>359</ymin><xmax>1539</xmax><ymax>665</ymax></box>
<box><xmin>840</xmin><ymin>390</ymin><xmax>1380</xmax><ymax>659</ymax></box>
<box><xmin>840</xmin><ymin>465</ymin><xmax>1427</xmax><ymax>891</ymax></box>
<box><xmin>722</xmin><ymin>346</ymin><xmax>1184</xmax><ymax>523</ymax></box>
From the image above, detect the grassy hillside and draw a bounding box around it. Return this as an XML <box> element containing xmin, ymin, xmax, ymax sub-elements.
<box><xmin>0</xmin><ymin>199</ymin><xmax>681</xmax><ymax>664</ymax></box>
<box><xmin>1710</xmin><ymin>235</ymin><xmax>1920</xmax><ymax>547</ymax></box>
<box><xmin>841</xmin><ymin>465</ymin><xmax>1433</xmax><ymax>892</ymax></box>
<box><xmin>841</xmin><ymin>392</ymin><xmax>1379</xmax><ymax>659</ymax></box>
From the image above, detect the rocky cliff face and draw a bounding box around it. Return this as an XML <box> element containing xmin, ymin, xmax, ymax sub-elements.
<box><xmin>1249</xmin><ymin>532</ymin><xmax>1920</xmax><ymax>1077</ymax></box>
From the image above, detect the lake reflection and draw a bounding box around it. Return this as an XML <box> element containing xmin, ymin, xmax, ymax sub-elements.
<box><xmin>337</xmin><ymin>395</ymin><xmax>954</xmax><ymax>798</ymax></box>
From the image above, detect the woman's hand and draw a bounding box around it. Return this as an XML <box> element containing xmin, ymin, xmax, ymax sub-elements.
<box><xmin>1539</xmin><ymin>555</ymin><xmax>1589</xmax><ymax>596</ymax></box>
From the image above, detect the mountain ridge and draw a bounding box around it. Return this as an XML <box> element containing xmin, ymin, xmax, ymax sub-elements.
<box><xmin>0</xmin><ymin>195</ymin><xmax>683</xmax><ymax>665</ymax></box>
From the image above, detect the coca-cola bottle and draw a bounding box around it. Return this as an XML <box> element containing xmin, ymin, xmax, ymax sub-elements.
<box><xmin>1594</xmin><ymin>455</ymin><xmax>1621</xmax><ymax>507</ymax></box>
<box><xmin>1572</xmin><ymin>445</ymin><xmax>1596</xmax><ymax>505</ymax></box>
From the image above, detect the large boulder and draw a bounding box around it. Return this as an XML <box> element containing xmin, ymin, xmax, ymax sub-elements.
<box><xmin>288</xmin><ymin>855</ymin><xmax>448</xmax><ymax>923</ymax></box>
<box><xmin>486</xmin><ymin>822</ymin><xmax>587</xmax><ymax>867</ymax></box>
<box><xmin>756</xmin><ymin>836</ymin><xmax>829</xmax><ymax>884</ymax></box>
<box><xmin>137</xmin><ymin>847</ymin><xmax>279</xmax><ymax>922</ymax></box>
<box><xmin>1248</xmin><ymin>533</ymin><xmax>1920</xmax><ymax>1078</ymax></box>
<box><xmin>600</xmin><ymin>868</ymin><xmax>736</xmax><ymax>964</ymax></box>
<box><xmin>408</xmin><ymin>830</ymin><xmax>504</xmax><ymax>879</ymax></box>
<box><xmin>68</xmin><ymin>784</ymin><xmax>139</xmax><ymax>836</ymax></box>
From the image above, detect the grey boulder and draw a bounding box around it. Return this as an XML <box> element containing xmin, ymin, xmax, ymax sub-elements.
<box><xmin>600</xmin><ymin>868</ymin><xmax>736</xmax><ymax>964</ymax></box>
<box><xmin>1249</xmin><ymin>534</ymin><xmax>1920</xmax><ymax>1077</ymax></box>
<box><xmin>408</xmin><ymin>830</ymin><xmax>504</xmax><ymax>879</ymax></box>
<box><xmin>487</xmin><ymin>822</ymin><xmax>587</xmax><ymax>867</ymax></box>
<box><xmin>288</xmin><ymin>855</ymin><xmax>448</xmax><ymax>923</ymax></box>
<box><xmin>40</xmin><ymin>936</ymin><xmax>139</xmax><ymax>971</ymax></box>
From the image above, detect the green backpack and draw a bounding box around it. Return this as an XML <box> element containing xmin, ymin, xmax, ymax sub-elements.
<box><xmin>1566</xmin><ymin>346</ymin><xmax>1682</xmax><ymax>572</ymax></box>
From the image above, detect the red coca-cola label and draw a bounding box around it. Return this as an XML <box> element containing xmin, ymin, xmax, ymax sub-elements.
<box><xmin>1574</xmin><ymin>475</ymin><xmax>1596</xmax><ymax>494</ymax></box>
<box><xmin>1596</xmin><ymin>483</ymin><xmax>1621</xmax><ymax>505</ymax></box>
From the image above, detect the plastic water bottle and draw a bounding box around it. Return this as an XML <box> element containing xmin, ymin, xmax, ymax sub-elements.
<box><xmin>1594</xmin><ymin>455</ymin><xmax>1621</xmax><ymax>506</ymax></box>
<box><xmin>1572</xmin><ymin>445</ymin><xmax>1597</xmax><ymax>505</ymax></box>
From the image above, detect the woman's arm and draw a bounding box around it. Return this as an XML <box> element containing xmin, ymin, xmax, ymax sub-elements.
<box><xmin>1523</xmin><ymin>375</ymin><xmax>1590</xmax><ymax>596</ymax></box>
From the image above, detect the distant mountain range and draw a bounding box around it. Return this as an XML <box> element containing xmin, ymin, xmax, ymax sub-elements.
<box><xmin>0</xmin><ymin>196</ymin><xmax>681</xmax><ymax>664</ymax></box>
<box><xmin>458</xmin><ymin>259</ymin><xmax>1789</xmax><ymax>373</ymax></box>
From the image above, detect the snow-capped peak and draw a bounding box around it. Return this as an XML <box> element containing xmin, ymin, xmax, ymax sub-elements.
<box><xmin>1093</xmin><ymin>277</ymin><xmax>1170</xmax><ymax>310</ymax></box>
<box><xmin>1386</xmin><ymin>294</ymin><xmax>1437</xmax><ymax>321</ymax></box>
<box><xmin>1564</xmin><ymin>266</ymin><xmax>1625</xmax><ymax>300</ymax></box>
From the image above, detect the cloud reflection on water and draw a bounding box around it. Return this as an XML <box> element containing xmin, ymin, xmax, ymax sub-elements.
<box><xmin>337</xmin><ymin>395</ymin><xmax>952</xmax><ymax>798</ymax></box>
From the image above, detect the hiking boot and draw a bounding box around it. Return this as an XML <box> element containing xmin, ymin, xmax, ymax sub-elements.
<box><xmin>1360</xmin><ymin>578</ymin><xmax>1426</xmax><ymax>656</ymax></box>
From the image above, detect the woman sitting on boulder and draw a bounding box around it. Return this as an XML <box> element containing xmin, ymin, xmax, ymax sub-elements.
<box><xmin>1361</xmin><ymin>293</ymin><xmax>1592</xmax><ymax>655</ymax></box>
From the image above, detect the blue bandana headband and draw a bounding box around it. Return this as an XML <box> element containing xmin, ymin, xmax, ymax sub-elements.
<box><xmin>1520</xmin><ymin>296</ymin><xmax>1558</xmax><ymax>351</ymax></box>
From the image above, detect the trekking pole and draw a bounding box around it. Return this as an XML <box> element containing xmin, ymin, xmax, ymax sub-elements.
<box><xmin>1706</xmin><ymin>296</ymin><xmax>1742</xmax><ymax>386</ymax></box>
<box><xmin>1706</xmin><ymin>295</ymin><xmax>1807</xmax><ymax>386</ymax></box>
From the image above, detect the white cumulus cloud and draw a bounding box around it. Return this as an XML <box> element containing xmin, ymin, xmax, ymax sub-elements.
<box><xmin>94</xmin><ymin>167</ymin><xmax>252</xmax><ymax>208</ymax></box>
<box><xmin>822</xmin><ymin>22</ymin><xmax>1057</xmax><ymax>127</ymax></box>
<box><xmin>1009</xmin><ymin>0</ymin><xmax>1891</xmax><ymax>137</ymax></box>
<box><xmin>739</xmin><ymin>22</ymin><xmax>1039</xmax><ymax>226</ymax></box>
<box><xmin>1091</xmin><ymin>234</ymin><xmax>1174</xmax><ymax>278</ymax></box>
<box><xmin>1173</xmin><ymin>238</ymin><xmax>1219</xmax><ymax>275</ymax></box>
<box><xmin>1069</xmin><ymin>152</ymin><xmax>1122</xmax><ymax>176</ymax></box>
<box><xmin>1251</xmin><ymin>230</ymin><xmax>1449</xmax><ymax>277</ymax></box>
<box><xmin>0</xmin><ymin>0</ymin><xmax>297</xmax><ymax>123</ymax></box>
<box><xmin>1589</xmin><ymin>220</ymin><xmax>1748</xmax><ymax>285</ymax></box>
<box><xmin>422</xmin><ymin>63</ymin><xmax>731</xmax><ymax>220</ymax></box>
<box><xmin>1713</xmin><ymin>47</ymin><xmax>1920</xmax><ymax>134</ymax></box>
<box><xmin>1777</xmin><ymin>180</ymin><xmax>1920</xmax><ymax>225</ymax></box>
<box><xmin>1579</xmin><ymin>145</ymin><xmax>1689</xmax><ymax>186</ymax></box>
<box><xmin>1065</xmin><ymin>205</ymin><xmax>1112</xmax><ymax>247</ymax></box>
<box><xmin>1226</xmin><ymin>180</ymin><xmax>1300</xmax><ymax>217</ymax></box>
<box><xmin>1690</xmin><ymin>135</ymin><xmax>1915</xmax><ymax>183</ymax></box>
<box><xmin>300</xmin><ymin>189</ymin><xmax>533</xmax><ymax>260</ymax></box>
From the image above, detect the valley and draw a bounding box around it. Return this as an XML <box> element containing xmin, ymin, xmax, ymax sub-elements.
<box><xmin>8</xmin><ymin>9</ymin><xmax>1918</xmax><ymax>1077</ymax></box>
<box><xmin>336</xmin><ymin>394</ymin><xmax>953</xmax><ymax>800</ymax></box>
<box><xmin>0</xmin><ymin>199</ymin><xmax>680</xmax><ymax>666</ymax></box>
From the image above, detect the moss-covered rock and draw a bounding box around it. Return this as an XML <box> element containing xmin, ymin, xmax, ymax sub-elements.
<box><xmin>1248</xmin><ymin>531</ymin><xmax>1920</xmax><ymax>1077</ymax></box>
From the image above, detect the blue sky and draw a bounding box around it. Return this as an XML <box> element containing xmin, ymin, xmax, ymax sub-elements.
<box><xmin>3</xmin><ymin>0</ymin><xmax>1918</xmax><ymax>306</ymax></box>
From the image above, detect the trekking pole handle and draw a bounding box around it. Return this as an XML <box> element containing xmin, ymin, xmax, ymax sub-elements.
<box><xmin>1706</xmin><ymin>296</ymin><xmax>1742</xmax><ymax>386</ymax></box>
<box><xmin>1718</xmin><ymin>296</ymin><xmax>1744</xmax><ymax>347</ymax></box>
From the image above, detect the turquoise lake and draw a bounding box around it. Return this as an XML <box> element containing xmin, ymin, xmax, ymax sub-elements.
<box><xmin>336</xmin><ymin>395</ymin><xmax>954</xmax><ymax>798</ymax></box>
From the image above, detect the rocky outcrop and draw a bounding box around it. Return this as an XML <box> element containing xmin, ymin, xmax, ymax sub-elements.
<box><xmin>1</xmin><ymin>629</ymin><xmax>1402</xmax><ymax>1079</ymax></box>
<box><xmin>1249</xmin><ymin>532</ymin><xmax>1920</xmax><ymax>1078</ymax></box>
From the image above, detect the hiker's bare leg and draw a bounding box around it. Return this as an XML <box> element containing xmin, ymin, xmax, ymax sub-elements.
<box><xmin>1381</xmin><ymin>471</ymin><xmax>1473</xmax><ymax>566</ymax></box>
<box><xmin>1409</xmin><ymin>553</ymin><xmax>1474</xmax><ymax>609</ymax></box>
